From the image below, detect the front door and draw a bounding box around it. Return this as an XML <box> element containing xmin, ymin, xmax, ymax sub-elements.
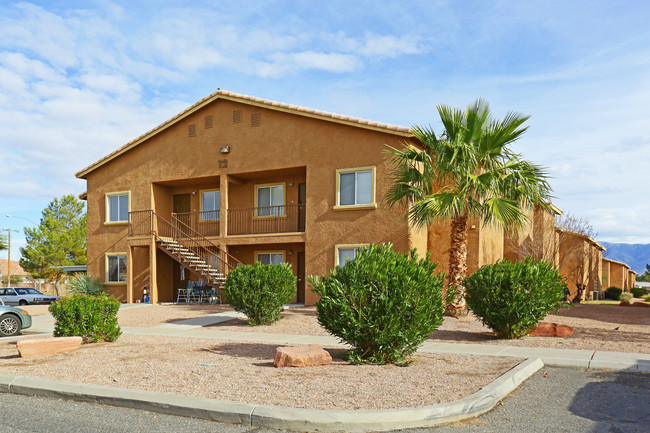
<box><xmin>173</xmin><ymin>194</ymin><xmax>192</xmax><ymax>229</ymax></box>
<box><xmin>297</xmin><ymin>251</ymin><xmax>305</xmax><ymax>304</ymax></box>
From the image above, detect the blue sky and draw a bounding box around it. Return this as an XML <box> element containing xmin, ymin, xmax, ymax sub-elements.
<box><xmin>1</xmin><ymin>0</ymin><xmax>649</xmax><ymax>263</ymax></box>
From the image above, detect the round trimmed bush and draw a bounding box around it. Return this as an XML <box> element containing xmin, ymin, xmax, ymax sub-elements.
<box><xmin>309</xmin><ymin>244</ymin><xmax>444</xmax><ymax>365</ymax></box>
<box><xmin>223</xmin><ymin>263</ymin><xmax>296</xmax><ymax>326</ymax></box>
<box><xmin>605</xmin><ymin>286</ymin><xmax>622</xmax><ymax>301</ymax></box>
<box><xmin>49</xmin><ymin>294</ymin><xmax>122</xmax><ymax>343</ymax></box>
<box><xmin>630</xmin><ymin>287</ymin><xmax>646</xmax><ymax>298</ymax></box>
<box><xmin>464</xmin><ymin>258</ymin><xmax>565</xmax><ymax>339</ymax></box>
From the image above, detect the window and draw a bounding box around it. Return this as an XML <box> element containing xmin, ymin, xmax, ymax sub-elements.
<box><xmin>106</xmin><ymin>192</ymin><xmax>129</xmax><ymax>223</ymax></box>
<box><xmin>256</xmin><ymin>183</ymin><xmax>285</xmax><ymax>217</ymax></box>
<box><xmin>335</xmin><ymin>244</ymin><xmax>369</xmax><ymax>266</ymax></box>
<box><xmin>256</xmin><ymin>252</ymin><xmax>284</xmax><ymax>265</ymax></box>
<box><xmin>107</xmin><ymin>254</ymin><xmax>127</xmax><ymax>283</ymax></box>
<box><xmin>335</xmin><ymin>167</ymin><xmax>376</xmax><ymax>209</ymax></box>
<box><xmin>200</xmin><ymin>189</ymin><xmax>220</xmax><ymax>220</ymax></box>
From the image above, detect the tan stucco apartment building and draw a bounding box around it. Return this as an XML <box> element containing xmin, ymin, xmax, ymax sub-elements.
<box><xmin>76</xmin><ymin>90</ymin><xmax>437</xmax><ymax>304</ymax></box>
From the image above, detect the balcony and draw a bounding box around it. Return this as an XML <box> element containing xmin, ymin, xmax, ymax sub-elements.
<box><xmin>227</xmin><ymin>204</ymin><xmax>305</xmax><ymax>236</ymax></box>
<box><xmin>130</xmin><ymin>204</ymin><xmax>306</xmax><ymax>238</ymax></box>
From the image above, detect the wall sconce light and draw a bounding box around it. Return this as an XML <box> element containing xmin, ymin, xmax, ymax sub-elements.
<box><xmin>288</xmin><ymin>181</ymin><xmax>294</xmax><ymax>187</ymax></box>
<box><xmin>220</xmin><ymin>146</ymin><xmax>230</xmax><ymax>154</ymax></box>
<box><xmin>288</xmin><ymin>249</ymin><xmax>293</xmax><ymax>256</ymax></box>
<box><xmin>192</xmin><ymin>190</ymin><xmax>197</xmax><ymax>195</ymax></box>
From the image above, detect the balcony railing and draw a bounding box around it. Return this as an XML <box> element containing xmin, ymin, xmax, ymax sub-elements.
<box><xmin>173</xmin><ymin>211</ymin><xmax>220</xmax><ymax>237</ymax></box>
<box><xmin>130</xmin><ymin>204</ymin><xmax>305</xmax><ymax>238</ymax></box>
<box><xmin>229</xmin><ymin>204</ymin><xmax>305</xmax><ymax>235</ymax></box>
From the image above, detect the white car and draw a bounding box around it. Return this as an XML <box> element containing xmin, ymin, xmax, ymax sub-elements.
<box><xmin>0</xmin><ymin>287</ymin><xmax>60</xmax><ymax>306</ymax></box>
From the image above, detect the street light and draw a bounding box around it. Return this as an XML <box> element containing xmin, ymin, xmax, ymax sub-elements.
<box><xmin>5</xmin><ymin>214</ymin><xmax>38</xmax><ymax>226</ymax></box>
<box><xmin>1</xmin><ymin>228</ymin><xmax>19</xmax><ymax>288</ymax></box>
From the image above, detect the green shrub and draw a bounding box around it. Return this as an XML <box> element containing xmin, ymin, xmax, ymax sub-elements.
<box><xmin>464</xmin><ymin>258</ymin><xmax>565</xmax><ymax>339</ymax></box>
<box><xmin>630</xmin><ymin>287</ymin><xmax>646</xmax><ymax>298</ymax></box>
<box><xmin>619</xmin><ymin>293</ymin><xmax>633</xmax><ymax>301</ymax></box>
<box><xmin>605</xmin><ymin>286</ymin><xmax>622</xmax><ymax>301</ymax></box>
<box><xmin>309</xmin><ymin>244</ymin><xmax>444</xmax><ymax>365</ymax></box>
<box><xmin>49</xmin><ymin>294</ymin><xmax>122</xmax><ymax>343</ymax></box>
<box><xmin>644</xmin><ymin>294</ymin><xmax>650</xmax><ymax>302</ymax></box>
<box><xmin>223</xmin><ymin>263</ymin><xmax>296</xmax><ymax>326</ymax></box>
<box><xmin>66</xmin><ymin>274</ymin><xmax>107</xmax><ymax>296</ymax></box>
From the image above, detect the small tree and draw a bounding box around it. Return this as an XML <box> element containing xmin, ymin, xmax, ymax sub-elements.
<box><xmin>20</xmin><ymin>195</ymin><xmax>87</xmax><ymax>296</ymax></box>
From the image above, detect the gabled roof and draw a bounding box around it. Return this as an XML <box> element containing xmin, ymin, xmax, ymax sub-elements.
<box><xmin>602</xmin><ymin>257</ymin><xmax>631</xmax><ymax>268</ymax></box>
<box><xmin>75</xmin><ymin>89</ymin><xmax>413</xmax><ymax>179</ymax></box>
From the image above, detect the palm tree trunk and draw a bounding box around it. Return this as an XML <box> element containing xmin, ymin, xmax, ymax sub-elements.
<box><xmin>446</xmin><ymin>214</ymin><xmax>469</xmax><ymax>317</ymax></box>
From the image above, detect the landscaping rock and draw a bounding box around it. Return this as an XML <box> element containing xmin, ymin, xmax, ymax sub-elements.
<box><xmin>274</xmin><ymin>344</ymin><xmax>332</xmax><ymax>367</ymax></box>
<box><xmin>529</xmin><ymin>322</ymin><xmax>574</xmax><ymax>337</ymax></box>
<box><xmin>17</xmin><ymin>336</ymin><xmax>82</xmax><ymax>357</ymax></box>
<box><xmin>632</xmin><ymin>302</ymin><xmax>650</xmax><ymax>307</ymax></box>
<box><xmin>620</xmin><ymin>300</ymin><xmax>631</xmax><ymax>306</ymax></box>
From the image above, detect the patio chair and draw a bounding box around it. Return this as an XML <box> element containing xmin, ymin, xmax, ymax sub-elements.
<box><xmin>176</xmin><ymin>281</ymin><xmax>193</xmax><ymax>303</ymax></box>
<box><xmin>188</xmin><ymin>281</ymin><xmax>202</xmax><ymax>303</ymax></box>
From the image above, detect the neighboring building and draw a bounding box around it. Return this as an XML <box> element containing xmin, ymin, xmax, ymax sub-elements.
<box><xmin>557</xmin><ymin>230</ymin><xmax>604</xmax><ymax>301</ymax></box>
<box><xmin>0</xmin><ymin>260</ymin><xmax>30</xmax><ymax>282</ymax></box>
<box><xmin>602</xmin><ymin>258</ymin><xmax>632</xmax><ymax>292</ymax></box>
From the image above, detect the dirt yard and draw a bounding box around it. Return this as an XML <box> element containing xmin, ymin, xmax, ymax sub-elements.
<box><xmin>211</xmin><ymin>304</ymin><xmax>650</xmax><ymax>354</ymax></box>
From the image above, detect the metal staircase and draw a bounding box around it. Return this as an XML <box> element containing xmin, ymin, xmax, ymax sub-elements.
<box><xmin>157</xmin><ymin>237</ymin><xmax>227</xmax><ymax>287</ymax></box>
<box><xmin>129</xmin><ymin>210</ymin><xmax>241</xmax><ymax>289</ymax></box>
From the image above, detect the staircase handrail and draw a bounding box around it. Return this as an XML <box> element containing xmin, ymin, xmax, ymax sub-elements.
<box><xmin>153</xmin><ymin>212</ymin><xmax>241</xmax><ymax>273</ymax></box>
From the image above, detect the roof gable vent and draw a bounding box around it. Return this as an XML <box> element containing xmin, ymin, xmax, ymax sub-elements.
<box><xmin>233</xmin><ymin>110</ymin><xmax>241</xmax><ymax>123</ymax></box>
<box><xmin>205</xmin><ymin>115</ymin><xmax>213</xmax><ymax>128</ymax></box>
<box><xmin>251</xmin><ymin>112</ymin><xmax>260</xmax><ymax>127</ymax></box>
<box><xmin>188</xmin><ymin>124</ymin><xmax>196</xmax><ymax>136</ymax></box>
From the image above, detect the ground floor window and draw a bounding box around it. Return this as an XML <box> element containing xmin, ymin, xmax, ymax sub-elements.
<box><xmin>106</xmin><ymin>254</ymin><xmax>127</xmax><ymax>283</ymax></box>
<box><xmin>256</xmin><ymin>251</ymin><xmax>284</xmax><ymax>265</ymax></box>
<box><xmin>335</xmin><ymin>244</ymin><xmax>369</xmax><ymax>266</ymax></box>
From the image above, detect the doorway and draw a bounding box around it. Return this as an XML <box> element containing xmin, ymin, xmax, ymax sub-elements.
<box><xmin>297</xmin><ymin>251</ymin><xmax>305</xmax><ymax>304</ymax></box>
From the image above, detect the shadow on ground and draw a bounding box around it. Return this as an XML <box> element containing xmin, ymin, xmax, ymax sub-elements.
<box><xmin>569</xmin><ymin>368</ymin><xmax>650</xmax><ymax>432</ymax></box>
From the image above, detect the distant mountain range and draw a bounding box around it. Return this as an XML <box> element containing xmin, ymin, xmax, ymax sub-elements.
<box><xmin>600</xmin><ymin>242</ymin><xmax>650</xmax><ymax>274</ymax></box>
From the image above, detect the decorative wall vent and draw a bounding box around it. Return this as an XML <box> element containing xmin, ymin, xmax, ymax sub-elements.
<box><xmin>233</xmin><ymin>110</ymin><xmax>242</xmax><ymax>123</ymax></box>
<box><xmin>188</xmin><ymin>124</ymin><xmax>196</xmax><ymax>136</ymax></box>
<box><xmin>251</xmin><ymin>112</ymin><xmax>261</xmax><ymax>127</ymax></box>
<box><xmin>205</xmin><ymin>115</ymin><xmax>213</xmax><ymax>128</ymax></box>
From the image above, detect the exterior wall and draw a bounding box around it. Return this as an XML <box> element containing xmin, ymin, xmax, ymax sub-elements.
<box><xmin>82</xmin><ymin>98</ymin><xmax>419</xmax><ymax>304</ymax></box>
<box><xmin>628</xmin><ymin>271</ymin><xmax>636</xmax><ymax>291</ymax></box>
<box><xmin>503</xmin><ymin>205</ymin><xmax>558</xmax><ymax>266</ymax></box>
<box><xmin>602</xmin><ymin>258</ymin><xmax>630</xmax><ymax>292</ymax></box>
<box><xmin>558</xmin><ymin>231</ymin><xmax>604</xmax><ymax>301</ymax></box>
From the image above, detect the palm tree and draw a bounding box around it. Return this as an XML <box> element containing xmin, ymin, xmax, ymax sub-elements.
<box><xmin>386</xmin><ymin>98</ymin><xmax>553</xmax><ymax>316</ymax></box>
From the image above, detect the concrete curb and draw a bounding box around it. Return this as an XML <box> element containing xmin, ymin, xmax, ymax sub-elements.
<box><xmin>0</xmin><ymin>358</ymin><xmax>543</xmax><ymax>432</ymax></box>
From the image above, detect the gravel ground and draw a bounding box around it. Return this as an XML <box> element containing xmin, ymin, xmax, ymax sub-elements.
<box><xmin>0</xmin><ymin>334</ymin><xmax>519</xmax><ymax>410</ymax></box>
<box><xmin>212</xmin><ymin>304</ymin><xmax>650</xmax><ymax>354</ymax></box>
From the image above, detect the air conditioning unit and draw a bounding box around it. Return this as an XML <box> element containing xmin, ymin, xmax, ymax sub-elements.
<box><xmin>591</xmin><ymin>291</ymin><xmax>599</xmax><ymax>301</ymax></box>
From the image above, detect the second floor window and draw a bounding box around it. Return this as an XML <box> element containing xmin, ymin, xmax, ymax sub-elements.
<box><xmin>106</xmin><ymin>192</ymin><xmax>129</xmax><ymax>222</ymax></box>
<box><xmin>201</xmin><ymin>190</ymin><xmax>220</xmax><ymax>220</ymax></box>
<box><xmin>257</xmin><ymin>184</ymin><xmax>284</xmax><ymax>217</ymax></box>
<box><xmin>339</xmin><ymin>170</ymin><xmax>372</xmax><ymax>206</ymax></box>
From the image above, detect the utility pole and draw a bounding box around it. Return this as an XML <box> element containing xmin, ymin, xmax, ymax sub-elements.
<box><xmin>1</xmin><ymin>228</ymin><xmax>18</xmax><ymax>287</ymax></box>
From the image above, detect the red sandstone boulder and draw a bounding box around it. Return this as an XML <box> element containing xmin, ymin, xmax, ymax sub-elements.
<box><xmin>632</xmin><ymin>302</ymin><xmax>650</xmax><ymax>307</ymax></box>
<box><xmin>274</xmin><ymin>344</ymin><xmax>332</xmax><ymax>367</ymax></box>
<box><xmin>529</xmin><ymin>322</ymin><xmax>574</xmax><ymax>337</ymax></box>
<box><xmin>620</xmin><ymin>300</ymin><xmax>631</xmax><ymax>306</ymax></box>
<box><xmin>17</xmin><ymin>336</ymin><xmax>82</xmax><ymax>357</ymax></box>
